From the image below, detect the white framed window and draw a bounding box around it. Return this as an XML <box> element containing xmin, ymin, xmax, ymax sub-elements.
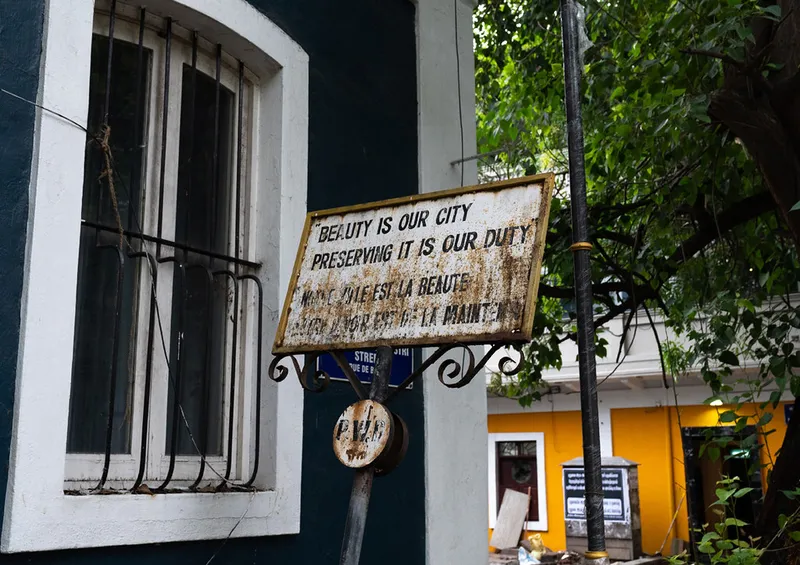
<box><xmin>65</xmin><ymin>1</ymin><xmax>265</xmax><ymax>491</ymax></box>
<box><xmin>488</xmin><ymin>432</ymin><xmax>548</xmax><ymax>532</ymax></box>
<box><xmin>3</xmin><ymin>0</ymin><xmax>308</xmax><ymax>553</ymax></box>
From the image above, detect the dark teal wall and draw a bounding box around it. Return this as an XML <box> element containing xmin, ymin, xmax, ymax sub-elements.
<box><xmin>0</xmin><ymin>0</ymin><xmax>422</xmax><ymax>563</ymax></box>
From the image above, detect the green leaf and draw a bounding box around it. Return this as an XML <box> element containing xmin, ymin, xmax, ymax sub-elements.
<box><xmin>736</xmin><ymin>25</ymin><xmax>755</xmax><ymax>42</ymax></box>
<box><xmin>719</xmin><ymin>350</ymin><xmax>740</xmax><ymax>366</ymax></box>
<box><xmin>719</xmin><ymin>410</ymin><xmax>738</xmax><ymax>423</ymax></box>
<box><xmin>760</xmin><ymin>4</ymin><xmax>782</xmax><ymax>20</ymax></box>
<box><xmin>717</xmin><ymin>487</ymin><xmax>735</xmax><ymax>502</ymax></box>
<box><xmin>725</xmin><ymin>517</ymin><xmax>747</xmax><ymax>527</ymax></box>
<box><xmin>770</xmin><ymin>357</ymin><xmax>787</xmax><ymax>378</ymax></box>
<box><xmin>734</xmin><ymin>487</ymin><xmax>754</xmax><ymax>498</ymax></box>
<box><xmin>610</xmin><ymin>86</ymin><xmax>625</xmax><ymax>101</ymax></box>
<box><xmin>791</xmin><ymin>200</ymin><xmax>800</xmax><ymax>211</ymax></box>
<box><xmin>791</xmin><ymin>377</ymin><xmax>800</xmax><ymax>398</ymax></box>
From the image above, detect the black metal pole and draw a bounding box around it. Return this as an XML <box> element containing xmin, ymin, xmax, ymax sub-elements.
<box><xmin>559</xmin><ymin>0</ymin><xmax>608</xmax><ymax>562</ymax></box>
<box><xmin>339</xmin><ymin>346</ymin><xmax>392</xmax><ymax>565</ymax></box>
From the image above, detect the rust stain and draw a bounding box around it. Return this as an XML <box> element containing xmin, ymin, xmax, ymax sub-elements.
<box><xmin>333</xmin><ymin>400</ymin><xmax>393</xmax><ymax>469</ymax></box>
<box><xmin>274</xmin><ymin>174</ymin><xmax>554</xmax><ymax>353</ymax></box>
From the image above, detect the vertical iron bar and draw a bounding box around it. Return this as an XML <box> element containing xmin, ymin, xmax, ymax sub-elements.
<box><xmin>191</xmin><ymin>266</ymin><xmax>215</xmax><ymax>489</ymax></box>
<box><xmin>180</xmin><ymin>32</ymin><xmax>197</xmax><ymax>248</ymax></box>
<box><xmin>156</xmin><ymin>18</ymin><xmax>172</xmax><ymax>245</ymax></box>
<box><xmin>198</xmin><ymin>43</ymin><xmax>222</xmax><ymax>486</ymax></box>
<box><xmin>339</xmin><ymin>346</ymin><xmax>392</xmax><ymax>565</ymax></box>
<box><xmin>559</xmin><ymin>0</ymin><xmax>607</xmax><ymax>562</ymax></box>
<box><xmin>129</xmin><ymin>9</ymin><xmax>149</xmax><ymax>491</ymax></box>
<box><xmin>243</xmin><ymin>275</ymin><xmax>263</xmax><ymax>487</ymax></box>
<box><xmin>103</xmin><ymin>0</ymin><xmax>117</xmax><ymax>125</ymax></box>
<box><xmin>210</xmin><ymin>44</ymin><xmax>222</xmax><ymax>256</ymax></box>
<box><xmin>96</xmin><ymin>246</ymin><xmax>126</xmax><ymax>490</ymax></box>
<box><xmin>132</xmin><ymin>251</ymin><xmax>158</xmax><ymax>490</ymax></box>
<box><xmin>156</xmin><ymin>258</ymin><xmax>185</xmax><ymax>490</ymax></box>
<box><xmin>129</xmin><ymin>7</ymin><xmax>145</xmax><ymax>232</ymax></box>
<box><xmin>230</xmin><ymin>60</ymin><xmax>245</xmax><ymax>486</ymax></box>
<box><xmin>215</xmin><ymin>271</ymin><xmax>239</xmax><ymax>481</ymax></box>
<box><xmin>235</xmin><ymin>61</ymin><xmax>244</xmax><ymax>264</ymax></box>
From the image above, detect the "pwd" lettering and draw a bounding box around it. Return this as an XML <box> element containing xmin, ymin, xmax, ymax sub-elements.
<box><xmin>335</xmin><ymin>407</ymin><xmax>387</xmax><ymax>444</ymax></box>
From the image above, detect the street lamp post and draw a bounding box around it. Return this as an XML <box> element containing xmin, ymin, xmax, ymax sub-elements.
<box><xmin>559</xmin><ymin>1</ymin><xmax>609</xmax><ymax>563</ymax></box>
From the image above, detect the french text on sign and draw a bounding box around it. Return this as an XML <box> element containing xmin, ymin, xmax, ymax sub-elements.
<box><xmin>273</xmin><ymin>175</ymin><xmax>554</xmax><ymax>353</ymax></box>
<box><xmin>318</xmin><ymin>348</ymin><xmax>413</xmax><ymax>388</ymax></box>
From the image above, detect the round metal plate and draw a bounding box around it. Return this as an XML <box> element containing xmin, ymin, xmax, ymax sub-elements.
<box><xmin>333</xmin><ymin>400</ymin><xmax>393</xmax><ymax>468</ymax></box>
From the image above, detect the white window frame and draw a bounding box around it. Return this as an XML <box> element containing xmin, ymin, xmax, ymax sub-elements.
<box><xmin>3</xmin><ymin>0</ymin><xmax>308</xmax><ymax>553</ymax></box>
<box><xmin>65</xmin><ymin>6</ymin><xmax>259</xmax><ymax>488</ymax></box>
<box><xmin>488</xmin><ymin>432</ymin><xmax>548</xmax><ymax>532</ymax></box>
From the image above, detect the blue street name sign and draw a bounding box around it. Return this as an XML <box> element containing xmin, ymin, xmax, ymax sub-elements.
<box><xmin>318</xmin><ymin>347</ymin><xmax>414</xmax><ymax>389</ymax></box>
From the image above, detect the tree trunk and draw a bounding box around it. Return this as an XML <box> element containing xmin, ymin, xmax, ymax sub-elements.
<box><xmin>707</xmin><ymin>2</ymin><xmax>800</xmax><ymax>559</ymax></box>
<box><xmin>710</xmin><ymin>0</ymin><xmax>800</xmax><ymax>247</ymax></box>
<box><xmin>755</xmin><ymin>399</ymin><xmax>800</xmax><ymax>564</ymax></box>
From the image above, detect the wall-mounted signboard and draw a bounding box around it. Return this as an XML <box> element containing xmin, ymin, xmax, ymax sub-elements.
<box><xmin>273</xmin><ymin>175</ymin><xmax>554</xmax><ymax>353</ymax></box>
<box><xmin>318</xmin><ymin>348</ymin><xmax>413</xmax><ymax>388</ymax></box>
<box><xmin>563</xmin><ymin>467</ymin><xmax>629</xmax><ymax>523</ymax></box>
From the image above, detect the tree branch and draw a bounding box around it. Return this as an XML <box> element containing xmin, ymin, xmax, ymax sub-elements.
<box><xmin>539</xmin><ymin>281</ymin><xmax>647</xmax><ymax>299</ymax></box>
<box><xmin>682</xmin><ymin>48</ymin><xmax>743</xmax><ymax>68</ymax></box>
<box><xmin>542</xmin><ymin>192</ymin><xmax>776</xmax><ymax>338</ymax></box>
<box><xmin>593</xmin><ymin>230</ymin><xmax>637</xmax><ymax>247</ymax></box>
<box><xmin>667</xmin><ymin>191</ymin><xmax>776</xmax><ymax>264</ymax></box>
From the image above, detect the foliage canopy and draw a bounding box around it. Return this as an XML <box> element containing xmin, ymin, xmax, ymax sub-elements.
<box><xmin>474</xmin><ymin>0</ymin><xmax>800</xmax><ymax>559</ymax></box>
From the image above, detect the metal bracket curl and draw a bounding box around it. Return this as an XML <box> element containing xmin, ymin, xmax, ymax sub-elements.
<box><xmin>437</xmin><ymin>343</ymin><xmax>505</xmax><ymax>389</ymax></box>
<box><xmin>268</xmin><ymin>353</ymin><xmax>330</xmax><ymax>392</ymax></box>
<box><xmin>495</xmin><ymin>343</ymin><xmax>527</xmax><ymax>377</ymax></box>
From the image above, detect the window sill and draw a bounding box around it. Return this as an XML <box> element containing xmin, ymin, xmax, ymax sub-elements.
<box><xmin>2</xmin><ymin>490</ymin><xmax>298</xmax><ymax>552</ymax></box>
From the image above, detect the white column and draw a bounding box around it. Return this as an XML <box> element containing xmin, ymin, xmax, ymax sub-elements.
<box><xmin>415</xmin><ymin>0</ymin><xmax>486</xmax><ymax>563</ymax></box>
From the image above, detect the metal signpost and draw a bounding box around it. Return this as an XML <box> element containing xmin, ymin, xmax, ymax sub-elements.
<box><xmin>560</xmin><ymin>0</ymin><xmax>609</xmax><ymax>562</ymax></box>
<box><xmin>269</xmin><ymin>174</ymin><xmax>553</xmax><ymax>565</ymax></box>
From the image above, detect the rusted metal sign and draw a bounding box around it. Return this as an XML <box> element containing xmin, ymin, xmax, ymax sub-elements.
<box><xmin>333</xmin><ymin>400</ymin><xmax>393</xmax><ymax>469</ymax></box>
<box><xmin>273</xmin><ymin>174</ymin><xmax>554</xmax><ymax>354</ymax></box>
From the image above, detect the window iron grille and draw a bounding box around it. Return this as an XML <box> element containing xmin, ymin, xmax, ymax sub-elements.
<box><xmin>67</xmin><ymin>0</ymin><xmax>265</xmax><ymax>494</ymax></box>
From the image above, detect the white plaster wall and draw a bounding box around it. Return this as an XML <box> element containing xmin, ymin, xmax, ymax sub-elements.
<box><xmin>488</xmin><ymin>385</ymin><xmax>795</xmax><ymax>416</ymax></box>
<box><xmin>415</xmin><ymin>0</ymin><xmax>487</xmax><ymax>563</ymax></box>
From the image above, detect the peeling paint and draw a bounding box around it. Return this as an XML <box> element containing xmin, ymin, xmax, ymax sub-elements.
<box><xmin>333</xmin><ymin>400</ymin><xmax>393</xmax><ymax>468</ymax></box>
<box><xmin>275</xmin><ymin>175</ymin><xmax>554</xmax><ymax>353</ymax></box>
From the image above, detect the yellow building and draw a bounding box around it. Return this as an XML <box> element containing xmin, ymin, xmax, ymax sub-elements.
<box><xmin>486</xmin><ymin>314</ymin><xmax>795</xmax><ymax>556</ymax></box>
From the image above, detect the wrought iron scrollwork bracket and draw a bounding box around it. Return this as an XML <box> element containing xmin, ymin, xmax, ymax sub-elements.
<box><xmin>269</xmin><ymin>341</ymin><xmax>528</xmax><ymax>406</ymax></box>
